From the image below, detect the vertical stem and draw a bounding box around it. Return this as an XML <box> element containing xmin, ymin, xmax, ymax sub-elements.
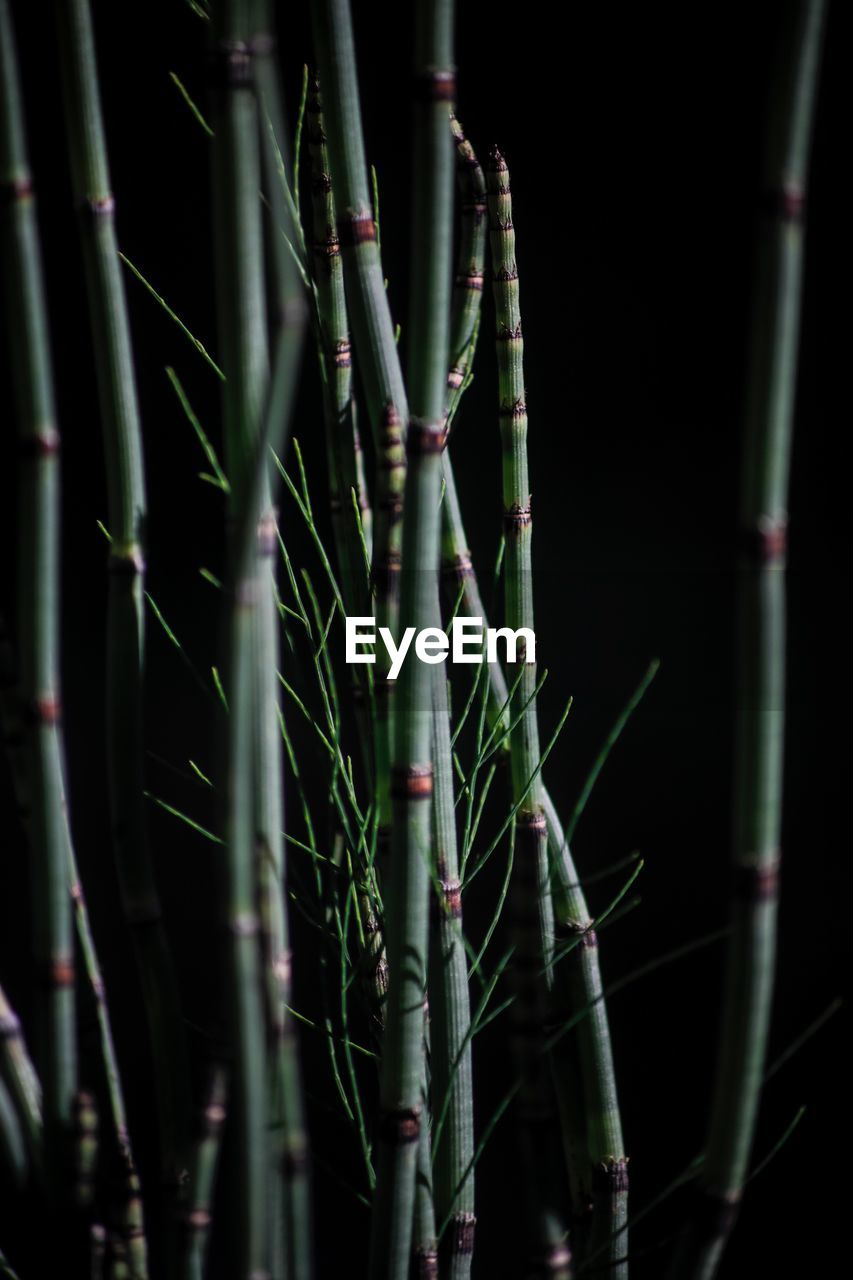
<box><xmin>305</xmin><ymin>79</ymin><xmax>371</xmax><ymax>616</ymax></box>
<box><xmin>55</xmin><ymin>0</ymin><xmax>189</xmax><ymax>1192</ymax></box>
<box><xmin>671</xmin><ymin>3</ymin><xmax>827</xmax><ymax>1276</ymax></box>
<box><xmin>2</xmin><ymin>0</ymin><xmax>77</xmax><ymax>1188</ymax></box>
<box><xmin>369</xmin><ymin>3</ymin><xmax>455</xmax><ymax>1276</ymax></box>
<box><xmin>180</xmin><ymin>1068</ymin><xmax>227</xmax><ymax>1280</ymax></box>
<box><xmin>253</xmin><ymin>11</ymin><xmax>312</xmax><ymax>1278</ymax></box>
<box><xmin>486</xmin><ymin>149</ymin><xmax>571</xmax><ymax>1278</ymax></box>
<box><xmin>428</xmin><ymin>659</ymin><xmax>475</xmax><ymax>1279</ymax></box>
<box><xmin>208</xmin><ymin>3</ymin><xmax>273</xmax><ymax>1275</ymax></box>
<box><xmin>311</xmin><ymin>0</ymin><xmax>409</xmax><ymax>872</ymax></box>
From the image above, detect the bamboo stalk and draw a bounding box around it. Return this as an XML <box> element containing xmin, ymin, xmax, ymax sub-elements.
<box><xmin>486</xmin><ymin>148</ymin><xmax>571</xmax><ymax>1278</ymax></box>
<box><xmin>55</xmin><ymin>0</ymin><xmax>189</xmax><ymax>1194</ymax></box>
<box><xmin>428</xmin><ymin>662</ymin><xmax>475</xmax><ymax>1280</ymax></box>
<box><xmin>671</xmin><ymin>4</ymin><xmax>827</xmax><ymax>1275</ymax></box>
<box><xmin>1</xmin><ymin>0</ymin><xmax>77</xmax><ymax>1179</ymax></box>
<box><xmin>369</xmin><ymin>3</ymin><xmax>455</xmax><ymax>1275</ymax></box>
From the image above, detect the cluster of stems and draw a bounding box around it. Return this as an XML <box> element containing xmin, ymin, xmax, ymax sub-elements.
<box><xmin>0</xmin><ymin>2</ymin><xmax>827</xmax><ymax>1279</ymax></box>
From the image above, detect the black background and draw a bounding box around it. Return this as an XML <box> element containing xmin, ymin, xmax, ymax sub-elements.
<box><xmin>1</xmin><ymin>1</ymin><xmax>848</xmax><ymax>1276</ymax></box>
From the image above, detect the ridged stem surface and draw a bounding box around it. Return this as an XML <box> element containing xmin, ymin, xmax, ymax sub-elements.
<box><xmin>369</xmin><ymin>4</ymin><xmax>454</xmax><ymax>1276</ymax></box>
<box><xmin>1</xmin><ymin>0</ymin><xmax>77</xmax><ymax>1173</ymax></box>
<box><xmin>486</xmin><ymin>149</ymin><xmax>571</xmax><ymax>1278</ymax></box>
<box><xmin>671</xmin><ymin>3</ymin><xmax>827</xmax><ymax>1276</ymax></box>
<box><xmin>55</xmin><ymin>0</ymin><xmax>188</xmax><ymax>1194</ymax></box>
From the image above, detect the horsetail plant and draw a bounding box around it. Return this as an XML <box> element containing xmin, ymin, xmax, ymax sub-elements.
<box><xmin>369</xmin><ymin>2</ymin><xmax>456</xmax><ymax>1274</ymax></box>
<box><xmin>486</xmin><ymin>148</ymin><xmax>572</xmax><ymax>1278</ymax></box>
<box><xmin>671</xmin><ymin>2</ymin><xmax>828</xmax><ymax>1275</ymax></box>
<box><xmin>1</xmin><ymin>0</ymin><xmax>77</xmax><ymax>1182</ymax></box>
<box><xmin>55</xmin><ymin>0</ymin><xmax>190</xmax><ymax>1201</ymax></box>
<box><xmin>0</xmin><ymin>3</ymin><xmax>835</xmax><ymax>1277</ymax></box>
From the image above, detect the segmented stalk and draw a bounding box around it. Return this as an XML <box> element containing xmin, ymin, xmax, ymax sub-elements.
<box><xmin>369</xmin><ymin>3</ymin><xmax>455</xmax><ymax>1275</ymax></box>
<box><xmin>311</xmin><ymin>0</ymin><xmax>409</xmax><ymax>865</ymax></box>
<box><xmin>486</xmin><ymin>149</ymin><xmax>571</xmax><ymax>1278</ymax></box>
<box><xmin>180</xmin><ymin>1068</ymin><xmax>226</xmax><ymax>1280</ymax></box>
<box><xmin>209</xmin><ymin>3</ymin><xmax>274</xmax><ymax>1273</ymax></box>
<box><xmin>413</xmin><ymin>1069</ymin><xmax>438</xmax><ymax>1280</ymax></box>
<box><xmin>305</xmin><ymin>79</ymin><xmax>371</xmax><ymax>615</ymax></box>
<box><xmin>429</xmin><ymin>663</ymin><xmax>475</xmax><ymax>1279</ymax></box>
<box><xmin>55</xmin><ymin>0</ymin><xmax>188</xmax><ymax>1190</ymax></box>
<box><xmin>1</xmin><ymin>0</ymin><xmax>77</xmax><ymax>1173</ymax></box>
<box><xmin>310</xmin><ymin>0</ymin><xmax>408</xmax><ymax>433</ymax></box>
<box><xmin>671</xmin><ymin>4</ymin><xmax>827</xmax><ymax>1276</ymax></box>
<box><xmin>253</xmin><ymin>10</ymin><xmax>312</xmax><ymax>1277</ymax></box>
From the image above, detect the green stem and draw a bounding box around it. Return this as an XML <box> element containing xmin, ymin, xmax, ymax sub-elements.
<box><xmin>55</xmin><ymin>0</ymin><xmax>189</xmax><ymax>1193</ymax></box>
<box><xmin>209</xmin><ymin>4</ymin><xmax>273</xmax><ymax>1274</ymax></box>
<box><xmin>671</xmin><ymin>3</ymin><xmax>827</xmax><ymax>1276</ymax></box>
<box><xmin>1</xmin><ymin>0</ymin><xmax>77</xmax><ymax>1178</ymax></box>
<box><xmin>253</xmin><ymin>10</ymin><xmax>312</xmax><ymax>1277</ymax></box>
<box><xmin>486</xmin><ymin>148</ymin><xmax>571</xmax><ymax>1278</ymax></box>
<box><xmin>180</xmin><ymin>1067</ymin><xmax>226</xmax><ymax>1280</ymax></box>
<box><xmin>369</xmin><ymin>3</ymin><xmax>455</xmax><ymax>1275</ymax></box>
<box><xmin>428</xmin><ymin>660</ymin><xmax>475</xmax><ymax>1279</ymax></box>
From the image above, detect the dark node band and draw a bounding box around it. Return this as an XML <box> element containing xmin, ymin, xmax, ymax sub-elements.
<box><xmin>391</xmin><ymin>764</ymin><xmax>434</xmax><ymax>800</ymax></box>
<box><xmin>447</xmin><ymin>367</ymin><xmax>465</xmax><ymax>390</ymax></box>
<box><xmin>494</xmin><ymin>266</ymin><xmax>519</xmax><ymax>283</ymax></box>
<box><xmin>413</xmin><ymin>70</ymin><xmax>457</xmax><ymax>102</ymax></box>
<box><xmin>407</xmin><ymin>419</ymin><xmax>446</xmax><ymax>456</ymax></box>
<box><xmin>17</xmin><ymin>430</ymin><xmax>59</xmax><ymax>460</ymax></box>
<box><xmin>42</xmin><ymin>956</ymin><xmax>75</xmax><ymax>988</ymax></box>
<box><xmin>185</xmin><ymin>1208</ymin><xmax>211</xmax><ymax>1232</ymax></box>
<box><xmin>440</xmin><ymin>879</ymin><xmax>463</xmax><ymax>919</ymax></box>
<box><xmin>207</xmin><ymin>41</ymin><xmax>254</xmax><ymax>90</ymax></box>
<box><xmin>496</xmin><ymin>322</ymin><xmax>522</xmax><ymax>342</ymax></box>
<box><xmin>593</xmin><ymin>1157</ymin><xmax>630</xmax><ymax>1195</ymax></box>
<box><xmin>82</xmin><ymin>194</ymin><xmax>116</xmax><ymax>218</ymax></box>
<box><xmin>30</xmin><ymin>695</ymin><xmax>61</xmax><ymax>726</ymax></box>
<box><xmin>449</xmin><ymin>1214</ymin><xmax>476</xmax><ymax>1256</ymax></box>
<box><xmin>455</xmin><ymin>271</ymin><xmax>485</xmax><ymax>291</ymax></box>
<box><xmin>555</xmin><ymin>918</ymin><xmax>598</xmax><ymax>950</ymax></box>
<box><xmin>108</xmin><ymin>547</ymin><xmax>146</xmax><ymax>576</ymax></box>
<box><xmin>377</xmin><ymin>1105</ymin><xmax>421</xmax><ymax>1144</ymax></box>
<box><xmin>739</xmin><ymin>517</ymin><xmax>787</xmax><ymax>562</ymax></box>
<box><xmin>312</xmin><ymin>233</ymin><xmax>339</xmax><ymax>258</ymax></box>
<box><xmin>337</xmin><ymin>214</ymin><xmax>377</xmax><ymax>248</ymax></box>
<box><xmin>503</xmin><ymin>503</ymin><xmax>532</xmax><ymax>529</ymax></box>
<box><xmin>442</xmin><ymin>551</ymin><xmax>473</xmax><ymax>578</ymax></box>
<box><xmin>499</xmin><ymin>399</ymin><xmax>526</xmax><ymax>419</ymax></box>
<box><xmin>761</xmin><ymin>183</ymin><xmax>806</xmax><ymax>223</ymax></box>
<box><xmin>334</xmin><ymin>339</ymin><xmax>351</xmax><ymax>367</ymax></box>
<box><xmin>256</xmin><ymin>512</ymin><xmax>278</xmax><ymax>558</ymax></box>
<box><xmin>733</xmin><ymin>859</ymin><xmax>780</xmax><ymax>903</ymax></box>
<box><xmin>1</xmin><ymin>175</ymin><xmax>33</xmax><ymax>204</ymax></box>
<box><xmin>487</xmin><ymin>146</ymin><xmax>508</xmax><ymax>173</ymax></box>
